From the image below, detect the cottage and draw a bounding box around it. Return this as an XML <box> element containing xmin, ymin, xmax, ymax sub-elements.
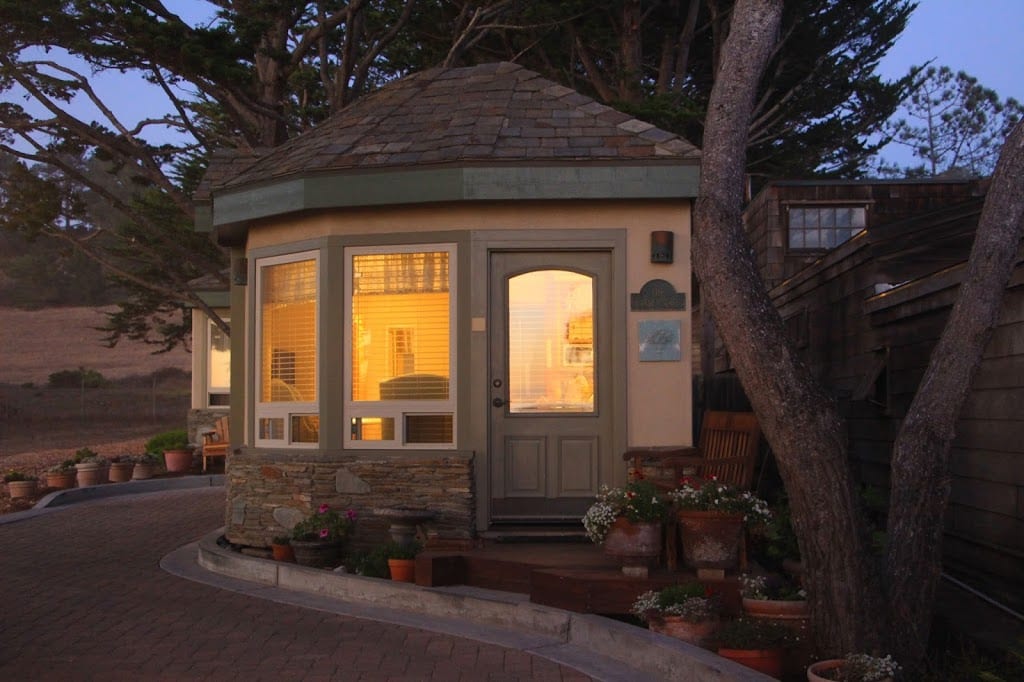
<box><xmin>194</xmin><ymin>63</ymin><xmax>700</xmax><ymax>547</ymax></box>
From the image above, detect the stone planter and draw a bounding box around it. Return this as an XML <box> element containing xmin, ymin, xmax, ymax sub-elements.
<box><xmin>76</xmin><ymin>462</ymin><xmax>104</xmax><ymax>487</ymax></box>
<box><xmin>291</xmin><ymin>539</ymin><xmax>345</xmax><ymax>569</ymax></box>
<box><xmin>163</xmin><ymin>449</ymin><xmax>193</xmax><ymax>473</ymax></box>
<box><xmin>603</xmin><ymin>518</ymin><xmax>662</xmax><ymax>577</ymax></box>
<box><xmin>108</xmin><ymin>461</ymin><xmax>134</xmax><ymax>483</ymax></box>
<box><xmin>647</xmin><ymin>614</ymin><xmax>719</xmax><ymax>647</ymax></box>
<box><xmin>45</xmin><ymin>470</ymin><xmax>76</xmax><ymax>490</ymax></box>
<box><xmin>6</xmin><ymin>479</ymin><xmax>38</xmax><ymax>499</ymax></box>
<box><xmin>677</xmin><ymin>510</ymin><xmax>744</xmax><ymax>570</ymax></box>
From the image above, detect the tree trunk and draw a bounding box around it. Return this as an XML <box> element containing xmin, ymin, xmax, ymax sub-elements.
<box><xmin>885</xmin><ymin>121</ymin><xmax>1024</xmax><ymax>664</ymax></box>
<box><xmin>692</xmin><ymin>0</ymin><xmax>889</xmax><ymax>655</ymax></box>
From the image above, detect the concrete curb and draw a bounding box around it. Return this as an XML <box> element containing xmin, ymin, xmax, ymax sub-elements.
<box><xmin>196</xmin><ymin>531</ymin><xmax>772</xmax><ymax>682</ymax></box>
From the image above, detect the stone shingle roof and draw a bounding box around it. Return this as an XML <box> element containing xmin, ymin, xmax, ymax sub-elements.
<box><xmin>220</xmin><ymin>62</ymin><xmax>699</xmax><ymax>191</ymax></box>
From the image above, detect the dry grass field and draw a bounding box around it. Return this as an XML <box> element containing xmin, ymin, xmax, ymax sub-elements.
<box><xmin>0</xmin><ymin>306</ymin><xmax>193</xmax><ymax>472</ymax></box>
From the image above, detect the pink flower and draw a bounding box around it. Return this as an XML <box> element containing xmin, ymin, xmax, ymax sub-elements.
<box><xmin>318</xmin><ymin>503</ymin><xmax>329</xmax><ymax>514</ymax></box>
<box><xmin>319</xmin><ymin>528</ymin><xmax>329</xmax><ymax>539</ymax></box>
<box><xmin>346</xmin><ymin>509</ymin><xmax>357</xmax><ymax>520</ymax></box>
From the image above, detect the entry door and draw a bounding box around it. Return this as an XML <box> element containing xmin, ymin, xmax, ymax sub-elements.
<box><xmin>489</xmin><ymin>251</ymin><xmax>614</xmax><ymax>520</ymax></box>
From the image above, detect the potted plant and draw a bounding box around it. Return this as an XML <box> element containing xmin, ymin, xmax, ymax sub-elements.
<box><xmin>582</xmin><ymin>479</ymin><xmax>668</xmax><ymax>576</ymax></box>
<box><xmin>715</xmin><ymin>617</ymin><xmax>793</xmax><ymax>678</ymax></box>
<box><xmin>807</xmin><ymin>653</ymin><xmax>899</xmax><ymax>682</ymax></box>
<box><xmin>4</xmin><ymin>470</ymin><xmax>38</xmax><ymax>499</ymax></box>
<box><xmin>270</xmin><ymin>535</ymin><xmax>295</xmax><ymax>563</ymax></box>
<box><xmin>668</xmin><ymin>477</ymin><xmax>771</xmax><ymax>570</ymax></box>
<box><xmin>145</xmin><ymin>429</ymin><xmax>194</xmax><ymax>473</ymax></box>
<box><xmin>73</xmin><ymin>448</ymin><xmax>107</xmax><ymax>486</ymax></box>
<box><xmin>45</xmin><ymin>460</ymin><xmax>77</xmax><ymax>490</ymax></box>
<box><xmin>132</xmin><ymin>452</ymin><xmax>161</xmax><ymax>480</ymax></box>
<box><xmin>107</xmin><ymin>455</ymin><xmax>134</xmax><ymax>483</ymax></box>
<box><xmin>385</xmin><ymin>540</ymin><xmax>422</xmax><ymax>583</ymax></box>
<box><xmin>632</xmin><ymin>583</ymin><xmax>720</xmax><ymax>646</ymax></box>
<box><xmin>290</xmin><ymin>504</ymin><xmax>357</xmax><ymax>569</ymax></box>
<box><xmin>740</xmin><ymin>572</ymin><xmax>808</xmax><ymax>622</ymax></box>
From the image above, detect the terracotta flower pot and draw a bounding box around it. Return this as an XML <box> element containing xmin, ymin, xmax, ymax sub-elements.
<box><xmin>806</xmin><ymin>658</ymin><xmax>893</xmax><ymax>682</ymax></box>
<box><xmin>108</xmin><ymin>461</ymin><xmax>134</xmax><ymax>483</ymax></box>
<box><xmin>647</xmin><ymin>614</ymin><xmax>719</xmax><ymax>647</ymax></box>
<box><xmin>46</xmin><ymin>471</ymin><xmax>76</xmax><ymax>490</ymax></box>
<box><xmin>271</xmin><ymin>542</ymin><xmax>295</xmax><ymax>562</ymax></box>
<box><xmin>719</xmin><ymin>647</ymin><xmax>784</xmax><ymax>678</ymax></box>
<box><xmin>677</xmin><ymin>510</ymin><xmax>744</xmax><ymax>570</ymax></box>
<box><xmin>163</xmin><ymin>448</ymin><xmax>193</xmax><ymax>473</ymax></box>
<box><xmin>132</xmin><ymin>462</ymin><xmax>156</xmax><ymax>480</ymax></box>
<box><xmin>6</xmin><ymin>479</ymin><xmax>38</xmax><ymax>499</ymax></box>
<box><xmin>388</xmin><ymin>558</ymin><xmax>416</xmax><ymax>582</ymax></box>
<box><xmin>75</xmin><ymin>462</ymin><xmax>103</xmax><ymax>487</ymax></box>
<box><xmin>603</xmin><ymin>518</ymin><xmax>661</xmax><ymax>576</ymax></box>
<box><xmin>742</xmin><ymin>597</ymin><xmax>809</xmax><ymax>620</ymax></box>
<box><xmin>291</xmin><ymin>539</ymin><xmax>344</xmax><ymax>569</ymax></box>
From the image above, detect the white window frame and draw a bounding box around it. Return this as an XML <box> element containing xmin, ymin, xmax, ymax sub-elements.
<box><xmin>344</xmin><ymin>243</ymin><xmax>457</xmax><ymax>450</ymax></box>
<box><xmin>253</xmin><ymin>250</ymin><xmax>320</xmax><ymax>448</ymax></box>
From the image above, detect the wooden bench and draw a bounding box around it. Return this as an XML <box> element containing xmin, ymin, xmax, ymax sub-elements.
<box><xmin>201</xmin><ymin>416</ymin><xmax>230</xmax><ymax>472</ymax></box>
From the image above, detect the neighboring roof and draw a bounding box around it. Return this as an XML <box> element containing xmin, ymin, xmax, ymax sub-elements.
<box><xmin>222</xmin><ymin>62</ymin><xmax>699</xmax><ymax>190</ymax></box>
<box><xmin>208</xmin><ymin>62</ymin><xmax>700</xmax><ymax>234</ymax></box>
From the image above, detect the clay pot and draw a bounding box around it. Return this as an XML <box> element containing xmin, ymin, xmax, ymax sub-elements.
<box><xmin>132</xmin><ymin>462</ymin><xmax>156</xmax><ymax>480</ymax></box>
<box><xmin>719</xmin><ymin>647</ymin><xmax>784</xmax><ymax>678</ymax></box>
<box><xmin>291</xmin><ymin>539</ymin><xmax>344</xmax><ymax>569</ymax></box>
<box><xmin>75</xmin><ymin>462</ymin><xmax>104</xmax><ymax>487</ymax></box>
<box><xmin>271</xmin><ymin>542</ymin><xmax>295</xmax><ymax>562</ymax></box>
<box><xmin>677</xmin><ymin>510</ymin><xmax>744</xmax><ymax>570</ymax></box>
<box><xmin>46</xmin><ymin>471</ymin><xmax>76</xmax><ymax>490</ymax></box>
<box><xmin>647</xmin><ymin>614</ymin><xmax>719</xmax><ymax>647</ymax></box>
<box><xmin>387</xmin><ymin>558</ymin><xmax>416</xmax><ymax>583</ymax></box>
<box><xmin>108</xmin><ymin>461</ymin><xmax>134</xmax><ymax>483</ymax></box>
<box><xmin>6</xmin><ymin>479</ymin><xmax>38</xmax><ymax>499</ymax></box>
<box><xmin>163</xmin><ymin>449</ymin><xmax>193</xmax><ymax>473</ymax></box>
<box><xmin>603</xmin><ymin>518</ymin><xmax>662</xmax><ymax>576</ymax></box>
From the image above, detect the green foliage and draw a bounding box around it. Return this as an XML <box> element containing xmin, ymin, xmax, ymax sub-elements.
<box><xmin>880</xmin><ymin>65</ymin><xmax>1024</xmax><ymax>177</ymax></box>
<box><xmin>73</xmin><ymin>447</ymin><xmax>99</xmax><ymax>463</ymax></box>
<box><xmin>348</xmin><ymin>546</ymin><xmax>390</xmax><ymax>579</ymax></box>
<box><xmin>385</xmin><ymin>540</ymin><xmax>422</xmax><ymax>560</ymax></box>
<box><xmin>715</xmin><ymin>618</ymin><xmax>793</xmax><ymax>649</ymax></box>
<box><xmin>291</xmin><ymin>504</ymin><xmax>357</xmax><ymax>543</ymax></box>
<box><xmin>48</xmin><ymin>367</ymin><xmax>107</xmax><ymax>388</ymax></box>
<box><xmin>3</xmin><ymin>469</ymin><xmax>36</xmax><ymax>482</ymax></box>
<box><xmin>144</xmin><ymin>429</ymin><xmax>190</xmax><ymax>454</ymax></box>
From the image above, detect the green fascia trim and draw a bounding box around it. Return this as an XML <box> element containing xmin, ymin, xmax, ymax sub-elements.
<box><xmin>212</xmin><ymin>164</ymin><xmax>699</xmax><ymax>227</ymax></box>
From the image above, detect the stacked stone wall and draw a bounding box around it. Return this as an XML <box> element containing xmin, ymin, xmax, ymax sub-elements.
<box><xmin>223</xmin><ymin>452</ymin><xmax>476</xmax><ymax>549</ymax></box>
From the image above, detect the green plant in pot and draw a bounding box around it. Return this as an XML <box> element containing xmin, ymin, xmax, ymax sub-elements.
<box><xmin>45</xmin><ymin>460</ymin><xmax>77</xmax><ymax>489</ymax></box>
<box><xmin>290</xmin><ymin>504</ymin><xmax>357</xmax><ymax>569</ymax></box>
<box><xmin>386</xmin><ymin>540</ymin><xmax>422</xmax><ymax>583</ymax></box>
<box><xmin>582</xmin><ymin>479</ymin><xmax>667</xmax><ymax>576</ymax></box>
<box><xmin>132</xmin><ymin>452</ymin><xmax>161</xmax><ymax>480</ymax></box>
<box><xmin>270</xmin><ymin>535</ymin><xmax>295</xmax><ymax>563</ymax></box>
<box><xmin>72</xmin><ymin>449</ymin><xmax>108</xmax><ymax>486</ymax></box>
<box><xmin>4</xmin><ymin>469</ymin><xmax>39</xmax><ymax>499</ymax></box>
<box><xmin>807</xmin><ymin>653</ymin><xmax>899</xmax><ymax>682</ymax></box>
<box><xmin>145</xmin><ymin>429</ymin><xmax>193</xmax><ymax>473</ymax></box>
<box><xmin>631</xmin><ymin>582</ymin><xmax>720</xmax><ymax>646</ymax></box>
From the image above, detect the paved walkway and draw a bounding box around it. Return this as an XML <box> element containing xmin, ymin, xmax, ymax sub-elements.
<box><xmin>0</xmin><ymin>489</ymin><xmax>594</xmax><ymax>681</ymax></box>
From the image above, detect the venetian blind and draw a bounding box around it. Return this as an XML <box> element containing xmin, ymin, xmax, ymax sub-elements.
<box><xmin>260</xmin><ymin>258</ymin><xmax>317</xmax><ymax>403</ymax></box>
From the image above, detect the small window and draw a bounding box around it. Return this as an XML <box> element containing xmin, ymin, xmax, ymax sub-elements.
<box><xmin>207</xmin><ymin>317</ymin><xmax>230</xmax><ymax>408</ymax></box>
<box><xmin>788</xmin><ymin>206</ymin><xmax>866</xmax><ymax>251</ymax></box>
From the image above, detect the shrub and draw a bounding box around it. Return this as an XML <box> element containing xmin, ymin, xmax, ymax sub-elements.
<box><xmin>48</xmin><ymin>367</ymin><xmax>106</xmax><ymax>388</ymax></box>
<box><xmin>144</xmin><ymin>429</ymin><xmax>190</xmax><ymax>453</ymax></box>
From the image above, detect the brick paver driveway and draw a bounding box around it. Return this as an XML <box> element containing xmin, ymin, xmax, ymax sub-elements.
<box><xmin>0</xmin><ymin>489</ymin><xmax>591</xmax><ymax>681</ymax></box>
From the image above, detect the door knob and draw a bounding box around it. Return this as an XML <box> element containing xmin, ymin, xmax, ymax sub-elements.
<box><xmin>492</xmin><ymin>397</ymin><xmax>506</xmax><ymax>408</ymax></box>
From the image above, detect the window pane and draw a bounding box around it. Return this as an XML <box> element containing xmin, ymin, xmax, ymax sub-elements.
<box><xmin>291</xmin><ymin>415</ymin><xmax>319</xmax><ymax>443</ymax></box>
<box><xmin>851</xmin><ymin>207</ymin><xmax>867</xmax><ymax>228</ymax></box>
<box><xmin>805</xmin><ymin>209</ymin><xmax>820</xmax><ymax>228</ymax></box>
<box><xmin>350</xmin><ymin>417</ymin><xmax>395</xmax><ymax>441</ymax></box>
<box><xmin>259</xmin><ymin>417</ymin><xmax>284</xmax><ymax>440</ymax></box>
<box><xmin>405</xmin><ymin>414</ymin><xmax>453</xmax><ymax>444</ymax></box>
<box><xmin>820</xmin><ymin>208</ymin><xmax>836</xmax><ymax>227</ymax></box>
<box><xmin>260</xmin><ymin>259</ymin><xmax>317</xmax><ymax>403</ymax></box>
<box><xmin>836</xmin><ymin>208</ymin><xmax>852</xmax><ymax>228</ymax></box>
<box><xmin>352</xmin><ymin>252</ymin><xmax>450</xmax><ymax>401</ymax></box>
<box><xmin>208</xmin><ymin>320</ymin><xmax>231</xmax><ymax>391</ymax></box>
<box><xmin>804</xmin><ymin>229</ymin><xmax>821</xmax><ymax>249</ymax></box>
<box><xmin>789</xmin><ymin>229</ymin><xmax>804</xmax><ymax>249</ymax></box>
<box><xmin>508</xmin><ymin>270</ymin><xmax>594</xmax><ymax>413</ymax></box>
<box><xmin>823</xmin><ymin>228</ymin><xmax>837</xmax><ymax>248</ymax></box>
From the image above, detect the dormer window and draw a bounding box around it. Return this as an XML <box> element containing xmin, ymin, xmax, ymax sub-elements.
<box><xmin>788</xmin><ymin>205</ymin><xmax>866</xmax><ymax>250</ymax></box>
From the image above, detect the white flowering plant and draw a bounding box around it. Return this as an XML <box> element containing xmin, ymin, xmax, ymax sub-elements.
<box><xmin>830</xmin><ymin>653</ymin><xmax>899</xmax><ymax>681</ymax></box>
<box><xmin>582</xmin><ymin>480</ymin><xmax>667</xmax><ymax>543</ymax></box>
<box><xmin>739</xmin><ymin>573</ymin><xmax>806</xmax><ymax>601</ymax></box>
<box><xmin>668</xmin><ymin>476</ymin><xmax>771</xmax><ymax>526</ymax></box>
<box><xmin>631</xmin><ymin>583</ymin><xmax>718</xmax><ymax>623</ymax></box>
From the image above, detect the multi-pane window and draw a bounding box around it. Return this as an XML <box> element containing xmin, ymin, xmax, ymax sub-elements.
<box><xmin>788</xmin><ymin>206</ymin><xmax>866</xmax><ymax>250</ymax></box>
<box><xmin>207</xmin><ymin>318</ymin><xmax>230</xmax><ymax>407</ymax></box>
<box><xmin>255</xmin><ymin>253</ymin><xmax>319</xmax><ymax>446</ymax></box>
<box><xmin>346</xmin><ymin>245</ymin><xmax>455</xmax><ymax>447</ymax></box>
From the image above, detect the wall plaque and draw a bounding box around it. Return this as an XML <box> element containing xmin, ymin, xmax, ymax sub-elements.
<box><xmin>639</xmin><ymin>320</ymin><xmax>682</xmax><ymax>362</ymax></box>
<box><xmin>630</xmin><ymin>279</ymin><xmax>686</xmax><ymax>311</ymax></box>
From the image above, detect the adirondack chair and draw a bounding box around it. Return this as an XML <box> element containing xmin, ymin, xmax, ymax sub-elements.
<box><xmin>622</xmin><ymin>410</ymin><xmax>762</xmax><ymax>570</ymax></box>
<box><xmin>201</xmin><ymin>416</ymin><xmax>230</xmax><ymax>472</ymax></box>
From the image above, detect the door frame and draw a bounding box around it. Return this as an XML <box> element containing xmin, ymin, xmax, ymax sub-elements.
<box><xmin>468</xmin><ymin>230</ymin><xmax>628</xmax><ymax>531</ymax></box>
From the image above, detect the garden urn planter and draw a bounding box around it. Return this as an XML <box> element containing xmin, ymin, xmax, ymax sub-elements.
<box><xmin>388</xmin><ymin>558</ymin><xmax>416</xmax><ymax>583</ymax></box>
<box><xmin>108</xmin><ymin>461</ymin><xmax>134</xmax><ymax>483</ymax></box>
<box><xmin>6</xmin><ymin>479</ymin><xmax>38</xmax><ymax>499</ymax></box>
<box><xmin>603</xmin><ymin>518</ymin><xmax>661</xmax><ymax>577</ymax></box>
<box><xmin>718</xmin><ymin>647</ymin><xmax>784</xmax><ymax>678</ymax></box>
<box><xmin>677</xmin><ymin>510</ymin><xmax>744</xmax><ymax>570</ymax></box>
<box><xmin>75</xmin><ymin>461</ymin><xmax>104</xmax><ymax>487</ymax></box>
<box><xmin>45</xmin><ymin>471</ymin><xmax>76</xmax><ymax>490</ymax></box>
<box><xmin>271</xmin><ymin>542</ymin><xmax>295</xmax><ymax>563</ymax></box>
<box><xmin>291</xmin><ymin>539</ymin><xmax>345</xmax><ymax>569</ymax></box>
<box><xmin>163</xmin><ymin>448</ymin><xmax>193</xmax><ymax>473</ymax></box>
<box><xmin>647</xmin><ymin>614</ymin><xmax>719</xmax><ymax>647</ymax></box>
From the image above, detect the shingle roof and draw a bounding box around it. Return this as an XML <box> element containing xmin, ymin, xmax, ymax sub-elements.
<box><xmin>220</xmin><ymin>62</ymin><xmax>699</xmax><ymax>190</ymax></box>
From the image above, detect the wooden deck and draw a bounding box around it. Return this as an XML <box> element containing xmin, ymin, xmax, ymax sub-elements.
<box><xmin>415</xmin><ymin>540</ymin><xmax>742</xmax><ymax>615</ymax></box>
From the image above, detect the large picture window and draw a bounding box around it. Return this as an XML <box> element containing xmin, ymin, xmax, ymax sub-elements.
<box><xmin>345</xmin><ymin>245</ymin><xmax>455</xmax><ymax>448</ymax></box>
<box><xmin>255</xmin><ymin>253</ymin><xmax>319</xmax><ymax>446</ymax></box>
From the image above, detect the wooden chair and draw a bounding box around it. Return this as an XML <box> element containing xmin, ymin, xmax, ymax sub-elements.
<box><xmin>201</xmin><ymin>416</ymin><xmax>230</xmax><ymax>472</ymax></box>
<box><xmin>622</xmin><ymin>410</ymin><xmax>762</xmax><ymax>571</ymax></box>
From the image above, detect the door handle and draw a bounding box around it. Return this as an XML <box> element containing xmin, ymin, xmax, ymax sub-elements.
<box><xmin>492</xmin><ymin>397</ymin><xmax>506</xmax><ymax>408</ymax></box>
